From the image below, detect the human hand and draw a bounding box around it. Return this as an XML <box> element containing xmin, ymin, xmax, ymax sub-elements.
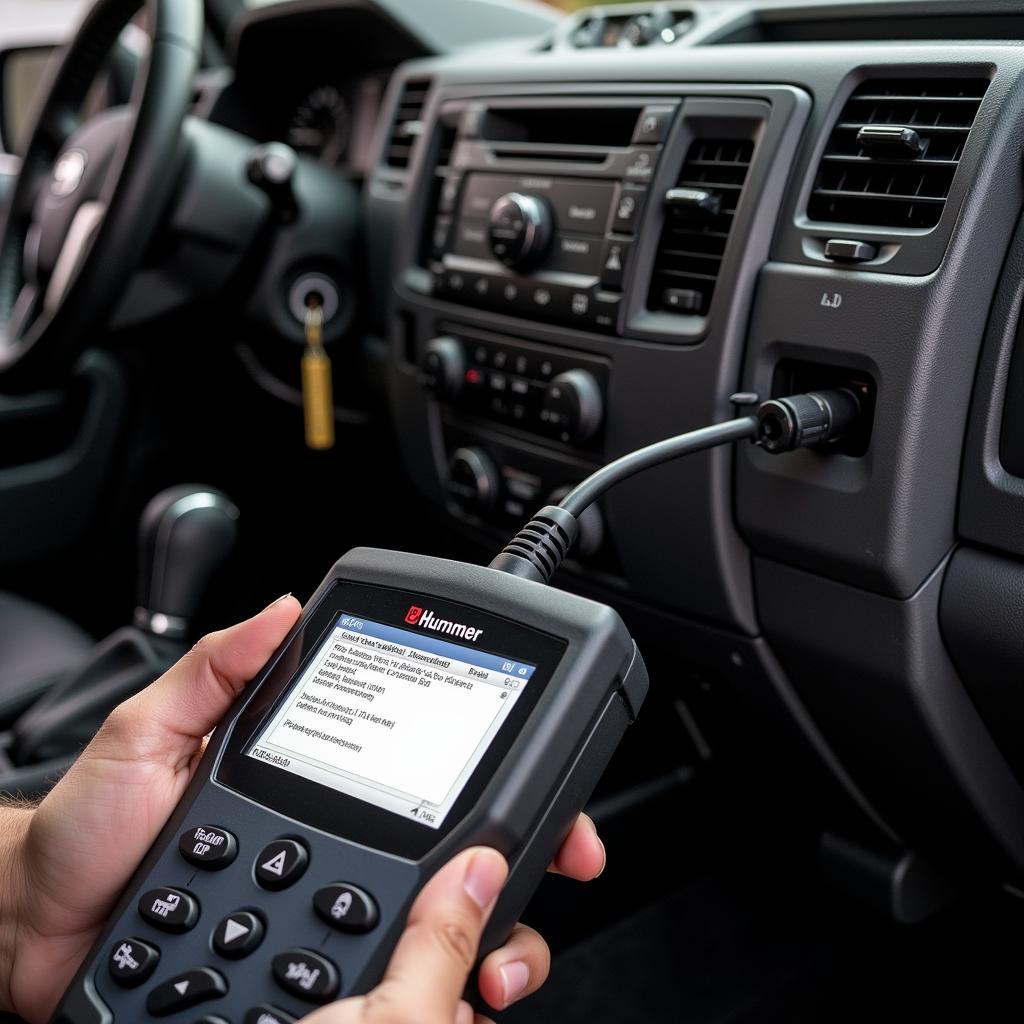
<box><xmin>0</xmin><ymin>596</ymin><xmax>605</xmax><ymax>1023</ymax></box>
<box><xmin>298</xmin><ymin>835</ymin><xmax>598</xmax><ymax>1024</ymax></box>
<box><xmin>2</xmin><ymin>594</ymin><xmax>303</xmax><ymax>1023</ymax></box>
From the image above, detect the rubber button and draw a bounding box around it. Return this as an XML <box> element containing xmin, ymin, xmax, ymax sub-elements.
<box><xmin>271</xmin><ymin>948</ymin><xmax>340</xmax><ymax>1003</ymax></box>
<box><xmin>138</xmin><ymin>887</ymin><xmax>200</xmax><ymax>933</ymax></box>
<box><xmin>601</xmin><ymin>239</ymin><xmax>631</xmax><ymax>290</ymax></box>
<box><xmin>108</xmin><ymin>937</ymin><xmax>159</xmax><ymax>988</ymax></box>
<box><xmin>313</xmin><ymin>883</ymin><xmax>379</xmax><ymax>934</ymax></box>
<box><xmin>243</xmin><ymin>1007</ymin><xmax>296</xmax><ymax>1024</ymax></box>
<box><xmin>178</xmin><ymin>825</ymin><xmax>237</xmax><ymax>870</ymax></box>
<box><xmin>611</xmin><ymin>185</ymin><xmax>647</xmax><ymax>234</ymax></box>
<box><xmin>189</xmin><ymin>1018</ymin><xmax>230</xmax><ymax>1024</ymax></box>
<box><xmin>212</xmin><ymin>911</ymin><xmax>264</xmax><ymax>959</ymax></box>
<box><xmin>146</xmin><ymin>968</ymin><xmax>226</xmax><ymax>1017</ymax></box>
<box><xmin>255</xmin><ymin>839</ymin><xmax>309</xmax><ymax>890</ymax></box>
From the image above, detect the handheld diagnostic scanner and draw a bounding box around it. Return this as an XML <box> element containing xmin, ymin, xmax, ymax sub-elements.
<box><xmin>52</xmin><ymin>390</ymin><xmax>862</xmax><ymax>1024</ymax></box>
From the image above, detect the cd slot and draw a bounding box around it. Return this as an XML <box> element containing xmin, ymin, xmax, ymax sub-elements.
<box><xmin>481</xmin><ymin>105</ymin><xmax>642</xmax><ymax>147</ymax></box>
<box><xmin>491</xmin><ymin>147</ymin><xmax>608</xmax><ymax>165</ymax></box>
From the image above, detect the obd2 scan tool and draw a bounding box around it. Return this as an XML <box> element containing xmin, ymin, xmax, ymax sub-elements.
<box><xmin>53</xmin><ymin>390</ymin><xmax>863</xmax><ymax>1024</ymax></box>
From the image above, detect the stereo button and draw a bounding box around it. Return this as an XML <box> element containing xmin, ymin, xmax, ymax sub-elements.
<box><xmin>612</xmin><ymin>185</ymin><xmax>647</xmax><ymax>234</ymax></box>
<box><xmin>633</xmin><ymin>106</ymin><xmax>676</xmax><ymax>145</ymax></box>
<box><xmin>453</xmin><ymin>220</ymin><xmax>492</xmax><ymax>261</ymax></box>
<box><xmin>463</xmin><ymin>174</ymin><xmax>518</xmax><ymax>218</ymax></box>
<box><xmin>601</xmin><ymin>240</ymin><xmax>632</xmax><ymax>290</ymax></box>
<box><xmin>438</xmin><ymin>174</ymin><xmax>462</xmax><ymax>214</ymax></box>
<box><xmin>544</xmin><ymin>180</ymin><xmax>616</xmax><ymax>234</ymax></box>
<box><xmin>623</xmin><ymin>148</ymin><xmax>658</xmax><ymax>183</ymax></box>
<box><xmin>593</xmin><ymin>291</ymin><xmax>623</xmax><ymax>333</ymax></box>
<box><xmin>547</xmin><ymin>234</ymin><xmax>603</xmax><ymax>276</ymax></box>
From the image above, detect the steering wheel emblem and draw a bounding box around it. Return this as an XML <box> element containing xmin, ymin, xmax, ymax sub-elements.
<box><xmin>51</xmin><ymin>149</ymin><xmax>87</xmax><ymax>198</ymax></box>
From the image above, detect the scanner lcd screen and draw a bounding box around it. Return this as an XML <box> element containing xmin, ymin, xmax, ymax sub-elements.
<box><xmin>248</xmin><ymin>612</ymin><xmax>536</xmax><ymax>829</ymax></box>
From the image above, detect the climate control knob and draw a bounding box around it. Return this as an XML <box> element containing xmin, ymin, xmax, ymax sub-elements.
<box><xmin>421</xmin><ymin>336</ymin><xmax>465</xmax><ymax>400</ymax></box>
<box><xmin>542</xmin><ymin>370</ymin><xmax>604</xmax><ymax>444</ymax></box>
<box><xmin>489</xmin><ymin>192</ymin><xmax>553</xmax><ymax>270</ymax></box>
<box><xmin>447</xmin><ymin>447</ymin><xmax>500</xmax><ymax>515</ymax></box>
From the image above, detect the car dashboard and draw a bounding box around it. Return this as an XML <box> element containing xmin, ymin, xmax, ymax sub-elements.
<box><xmin>360</xmin><ymin>0</ymin><xmax>1024</xmax><ymax>908</ymax></box>
<box><xmin>5</xmin><ymin>0</ymin><xmax>1024</xmax><ymax>922</ymax></box>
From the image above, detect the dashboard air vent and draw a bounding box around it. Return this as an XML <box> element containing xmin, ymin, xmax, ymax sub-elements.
<box><xmin>808</xmin><ymin>78</ymin><xmax>989</xmax><ymax>229</ymax></box>
<box><xmin>648</xmin><ymin>138</ymin><xmax>754</xmax><ymax>316</ymax></box>
<box><xmin>570</xmin><ymin>6</ymin><xmax>693</xmax><ymax>47</ymax></box>
<box><xmin>384</xmin><ymin>78</ymin><xmax>431</xmax><ymax>170</ymax></box>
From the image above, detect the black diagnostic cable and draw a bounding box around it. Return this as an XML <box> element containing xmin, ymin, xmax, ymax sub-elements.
<box><xmin>490</xmin><ymin>388</ymin><xmax>863</xmax><ymax>584</ymax></box>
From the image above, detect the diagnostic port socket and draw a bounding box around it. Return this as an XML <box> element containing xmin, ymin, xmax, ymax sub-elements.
<box><xmin>770</xmin><ymin>359</ymin><xmax>876</xmax><ymax>456</ymax></box>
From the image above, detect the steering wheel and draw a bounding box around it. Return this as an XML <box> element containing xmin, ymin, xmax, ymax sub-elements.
<box><xmin>0</xmin><ymin>0</ymin><xmax>202</xmax><ymax>386</ymax></box>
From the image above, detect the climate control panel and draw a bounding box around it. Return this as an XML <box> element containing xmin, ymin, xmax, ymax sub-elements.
<box><xmin>420</xmin><ymin>331</ymin><xmax>610</xmax><ymax>448</ymax></box>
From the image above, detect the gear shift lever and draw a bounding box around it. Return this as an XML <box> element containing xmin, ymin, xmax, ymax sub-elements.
<box><xmin>3</xmin><ymin>486</ymin><xmax>240</xmax><ymax>785</ymax></box>
<box><xmin>134</xmin><ymin>485</ymin><xmax>240</xmax><ymax>640</ymax></box>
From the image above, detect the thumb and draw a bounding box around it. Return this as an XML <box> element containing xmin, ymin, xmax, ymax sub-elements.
<box><xmin>134</xmin><ymin>592</ymin><xmax>302</xmax><ymax>741</ymax></box>
<box><xmin>365</xmin><ymin>848</ymin><xmax>508</xmax><ymax>1022</ymax></box>
<box><xmin>92</xmin><ymin>594</ymin><xmax>302</xmax><ymax>762</ymax></box>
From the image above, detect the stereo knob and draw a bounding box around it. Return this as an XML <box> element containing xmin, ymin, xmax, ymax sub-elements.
<box><xmin>489</xmin><ymin>192</ymin><xmax>553</xmax><ymax>270</ymax></box>
<box><xmin>421</xmin><ymin>336</ymin><xmax>464</xmax><ymax>400</ymax></box>
<box><xmin>542</xmin><ymin>370</ymin><xmax>604</xmax><ymax>444</ymax></box>
<box><xmin>447</xmin><ymin>447</ymin><xmax>499</xmax><ymax>515</ymax></box>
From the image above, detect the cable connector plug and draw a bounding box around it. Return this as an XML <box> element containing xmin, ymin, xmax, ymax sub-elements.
<box><xmin>489</xmin><ymin>506</ymin><xmax>580</xmax><ymax>585</ymax></box>
<box><xmin>755</xmin><ymin>388</ymin><xmax>862</xmax><ymax>454</ymax></box>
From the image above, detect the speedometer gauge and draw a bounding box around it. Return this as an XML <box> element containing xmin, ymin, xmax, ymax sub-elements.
<box><xmin>287</xmin><ymin>85</ymin><xmax>351</xmax><ymax>165</ymax></box>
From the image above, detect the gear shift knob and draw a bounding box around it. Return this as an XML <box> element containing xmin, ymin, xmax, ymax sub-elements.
<box><xmin>134</xmin><ymin>485</ymin><xmax>239</xmax><ymax>639</ymax></box>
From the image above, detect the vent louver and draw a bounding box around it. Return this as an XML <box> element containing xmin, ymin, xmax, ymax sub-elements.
<box><xmin>384</xmin><ymin>78</ymin><xmax>431</xmax><ymax>170</ymax></box>
<box><xmin>648</xmin><ymin>138</ymin><xmax>754</xmax><ymax>316</ymax></box>
<box><xmin>808</xmin><ymin>77</ymin><xmax>989</xmax><ymax>229</ymax></box>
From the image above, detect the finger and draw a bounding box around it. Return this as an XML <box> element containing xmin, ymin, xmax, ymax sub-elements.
<box><xmin>477</xmin><ymin>923</ymin><xmax>550</xmax><ymax>1011</ymax></box>
<box><xmin>364</xmin><ymin>848</ymin><xmax>508</xmax><ymax>1023</ymax></box>
<box><xmin>102</xmin><ymin>595</ymin><xmax>301</xmax><ymax>758</ymax></box>
<box><xmin>549</xmin><ymin>813</ymin><xmax>606</xmax><ymax>880</ymax></box>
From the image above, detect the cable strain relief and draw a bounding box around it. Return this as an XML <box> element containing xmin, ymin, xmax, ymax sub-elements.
<box><xmin>488</xmin><ymin>505</ymin><xmax>580</xmax><ymax>585</ymax></box>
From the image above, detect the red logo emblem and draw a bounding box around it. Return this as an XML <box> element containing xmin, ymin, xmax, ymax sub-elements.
<box><xmin>405</xmin><ymin>606</ymin><xmax>423</xmax><ymax>625</ymax></box>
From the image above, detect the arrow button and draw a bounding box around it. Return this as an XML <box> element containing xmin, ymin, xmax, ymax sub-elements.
<box><xmin>145</xmin><ymin>968</ymin><xmax>226</xmax><ymax>1017</ymax></box>
<box><xmin>213</xmin><ymin>911</ymin><xmax>265</xmax><ymax>960</ymax></box>
<box><xmin>255</xmin><ymin>839</ymin><xmax>309</xmax><ymax>891</ymax></box>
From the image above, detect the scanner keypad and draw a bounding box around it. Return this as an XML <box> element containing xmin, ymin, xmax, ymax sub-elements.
<box><xmin>72</xmin><ymin>807</ymin><xmax>400</xmax><ymax>1022</ymax></box>
<box><xmin>121</xmin><ymin>825</ymin><xmax>378</xmax><ymax>1015</ymax></box>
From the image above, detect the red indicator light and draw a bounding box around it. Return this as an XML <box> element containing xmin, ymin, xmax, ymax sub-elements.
<box><xmin>466</xmin><ymin>368</ymin><xmax>481</xmax><ymax>384</ymax></box>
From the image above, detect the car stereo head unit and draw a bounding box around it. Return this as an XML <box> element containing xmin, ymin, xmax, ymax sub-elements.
<box><xmin>426</xmin><ymin>98</ymin><xmax>681</xmax><ymax>333</ymax></box>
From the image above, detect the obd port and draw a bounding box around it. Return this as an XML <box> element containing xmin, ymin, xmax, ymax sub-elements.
<box><xmin>770</xmin><ymin>359</ymin><xmax>876</xmax><ymax>456</ymax></box>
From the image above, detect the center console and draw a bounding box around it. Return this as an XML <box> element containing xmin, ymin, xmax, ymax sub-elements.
<box><xmin>381</xmin><ymin>83</ymin><xmax>808</xmax><ymax>628</ymax></box>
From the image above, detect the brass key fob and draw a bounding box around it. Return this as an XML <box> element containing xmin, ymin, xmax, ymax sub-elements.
<box><xmin>301</xmin><ymin>302</ymin><xmax>335</xmax><ymax>451</ymax></box>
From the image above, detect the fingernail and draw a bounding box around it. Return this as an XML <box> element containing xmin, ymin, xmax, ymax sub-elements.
<box><xmin>463</xmin><ymin>849</ymin><xmax>507</xmax><ymax>908</ymax></box>
<box><xmin>500</xmin><ymin>960</ymin><xmax>530</xmax><ymax>1007</ymax></box>
<box><xmin>455</xmin><ymin>1001</ymin><xmax>474</xmax><ymax>1024</ymax></box>
<box><xmin>263</xmin><ymin>593</ymin><xmax>293</xmax><ymax>611</ymax></box>
<box><xmin>587</xmin><ymin>815</ymin><xmax>608</xmax><ymax>877</ymax></box>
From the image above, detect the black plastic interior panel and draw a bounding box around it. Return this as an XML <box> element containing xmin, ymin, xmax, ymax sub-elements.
<box><xmin>711</xmin><ymin>12</ymin><xmax>1024</xmax><ymax>44</ymax></box>
<box><xmin>957</xmin><ymin>205</ymin><xmax>1024</xmax><ymax>559</ymax></box>
<box><xmin>735</xmin><ymin>249</ymin><xmax>1011</xmax><ymax>599</ymax></box>
<box><xmin>754</xmin><ymin>556</ymin><xmax>1024</xmax><ymax>875</ymax></box>
<box><xmin>941</xmin><ymin>546</ymin><xmax>1024</xmax><ymax>788</ymax></box>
